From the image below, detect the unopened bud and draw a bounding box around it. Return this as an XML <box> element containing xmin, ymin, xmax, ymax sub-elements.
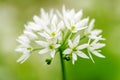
<box><xmin>45</xmin><ymin>59</ymin><xmax>52</xmax><ymax>65</ymax></box>
<box><xmin>64</xmin><ymin>55</ymin><xmax>70</xmax><ymax>61</ymax></box>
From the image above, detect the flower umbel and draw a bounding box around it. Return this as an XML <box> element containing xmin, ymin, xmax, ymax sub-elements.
<box><xmin>16</xmin><ymin>6</ymin><xmax>106</xmax><ymax>64</ymax></box>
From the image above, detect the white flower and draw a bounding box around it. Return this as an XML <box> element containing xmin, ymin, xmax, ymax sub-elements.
<box><xmin>36</xmin><ymin>39</ymin><xmax>60</xmax><ymax>58</ymax></box>
<box><xmin>63</xmin><ymin>35</ymin><xmax>89</xmax><ymax>64</ymax></box>
<box><xmin>15</xmin><ymin>35</ymin><xmax>32</xmax><ymax>63</ymax></box>
<box><xmin>85</xmin><ymin>19</ymin><xmax>105</xmax><ymax>40</ymax></box>
<box><xmin>16</xmin><ymin>6</ymin><xmax>106</xmax><ymax>64</ymax></box>
<box><xmin>57</xmin><ymin>6</ymin><xmax>88</xmax><ymax>33</ymax></box>
<box><xmin>38</xmin><ymin>15</ymin><xmax>64</xmax><ymax>40</ymax></box>
<box><xmin>87</xmin><ymin>37</ymin><xmax>106</xmax><ymax>63</ymax></box>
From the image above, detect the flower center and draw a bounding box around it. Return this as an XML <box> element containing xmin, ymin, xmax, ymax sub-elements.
<box><xmin>27</xmin><ymin>47</ymin><xmax>33</xmax><ymax>51</ymax></box>
<box><xmin>70</xmin><ymin>26</ymin><xmax>76</xmax><ymax>31</ymax></box>
<box><xmin>49</xmin><ymin>44</ymin><xmax>55</xmax><ymax>49</ymax></box>
<box><xmin>72</xmin><ymin>47</ymin><xmax>77</xmax><ymax>51</ymax></box>
<box><xmin>51</xmin><ymin>32</ymin><xmax>56</xmax><ymax>37</ymax></box>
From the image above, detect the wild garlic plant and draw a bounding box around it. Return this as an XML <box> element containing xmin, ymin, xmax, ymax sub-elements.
<box><xmin>15</xmin><ymin>6</ymin><xmax>105</xmax><ymax>80</ymax></box>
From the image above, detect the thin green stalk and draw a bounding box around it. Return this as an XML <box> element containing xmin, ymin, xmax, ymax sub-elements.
<box><xmin>59</xmin><ymin>49</ymin><xmax>66</xmax><ymax>80</ymax></box>
<box><xmin>80</xmin><ymin>35</ymin><xmax>86</xmax><ymax>40</ymax></box>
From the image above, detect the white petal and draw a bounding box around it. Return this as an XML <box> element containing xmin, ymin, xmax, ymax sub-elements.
<box><xmin>91</xmin><ymin>36</ymin><xmax>105</xmax><ymax>44</ymax></box>
<box><xmin>76</xmin><ymin>17</ymin><xmax>89</xmax><ymax>29</ymax></box>
<box><xmin>17</xmin><ymin>35</ymin><xmax>30</xmax><ymax>45</ymax></box>
<box><xmin>91</xmin><ymin>51</ymin><xmax>105</xmax><ymax>58</ymax></box>
<box><xmin>51</xmin><ymin>15</ymin><xmax>57</xmax><ymax>27</ymax></box>
<box><xmin>64</xmin><ymin>19</ymin><xmax>70</xmax><ymax>28</ymax></box>
<box><xmin>92</xmin><ymin>43</ymin><xmax>106</xmax><ymax>49</ymax></box>
<box><xmin>33</xmin><ymin>15</ymin><xmax>41</xmax><ymax>24</ymax></box>
<box><xmin>74</xmin><ymin>10</ymin><xmax>83</xmax><ymax>21</ymax></box>
<box><xmin>39</xmin><ymin>32</ymin><xmax>50</xmax><ymax>39</ymax></box>
<box><xmin>68</xmin><ymin>40</ymin><xmax>73</xmax><ymax>48</ymax></box>
<box><xmin>63</xmin><ymin>48</ymin><xmax>72</xmax><ymax>54</ymax></box>
<box><xmin>49</xmin><ymin>9</ymin><xmax>54</xmax><ymax>19</ymax></box>
<box><xmin>24</xmin><ymin>30</ymin><xmax>37</xmax><ymax>40</ymax></box>
<box><xmin>88</xmin><ymin>50</ymin><xmax>95</xmax><ymax>63</ymax></box>
<box><xmin>15</xmin><ymin>47</ymin><xmax>22</xmax><ymax>52</ymax></box>
<box><xmin>40</xmin><ymin>8</ymin><xmax>47</xmax><ymax>19</ymax></box>
<box><xmin>77</xmin><ymin>44</ymin><xmax>88</xmax><ymax>50</ymax></box>
<box><xmin>54</xmin><ymin>44</ymin><xmax>61</xmax><ymax>48</ymax></box>
<box><xmin>57</xmin><ymin>21</ymin><xmax>64</xmax><ymax>31</ymax></box>
<box><xmin>89</xmin><ymin>35</ymin><xmax>98</xmax><ymax>39</ymax></box>
<box><xmin>77</xmin><ymin>51</ymin><xmax>89</xmax><ymax>58</ymax></box>
<box><xmin>69</xmin><ymin>9</ymin><xmax>75</xmax><ymax>18</ymax></box>
<box><xmin>24</xmin><ymin>24</ymin><xmax>32</xmax><ymax>31</ymax></box>
<box><xmin>72</xmin><ymin>53</ymin><xmax>77</xmax><ymax>64</ymax></box>
<box><xmin>43</xmin><ymin>25</ymin><xmax>51</xmax><ymax>33</ymax></box>
<box><xmin>17</xmin><ymin>53</ymin><xmax>30</xmax><ymax>64</ymax></box>
<box><xmin>26</xmin><ymin>22</ymin><xmax>41</xmax><ymax>31</ymax></box>
<box><xmin>38</xmin><ymin>48</ymin><xmax>49</xmax><ymax>54</ymax></box>
<box><xmin>15</xmin><ymin>47</ymin><xmax>26</xmax><ymax>52</ymax></box>
<box><xmin>70</xmin><ymin>19</ymin><xmax>75</xmax><ymax>26</ymax></box>
<box><xmin>76</xmin><ymin>26</ymin><xmax>87</xmax><ymax>31</ymax></box>
<box><xmin>73</xmin><ymin>35</ymin><xmax>80</xmax><ymax>46</ymax></box>
<box><xmin>87</xmin><ymin>19</ymin><xmax>95</xmax><ymax>33</ymax></box>
<box><xmin>56</xmin><ymin>10</ymin><xmax>62</xmax><ymax>19</ymax></box>
<box><xmin>90</xmin><ymin>29</ymin><xmax>102</xmax><ymax>36</ymax></box>
<box><xmin>62</xmin><ymin>5</ymin><xmax>66</xmax><ymax>16</ymax></box>
<box><xmin>50</xmin><ymin>50</ymin><xmax>56</xmax><ymax>58</ymax></box>
<box><xmin>36</xmin><ymin>41</ymin><xmax>48</xmax><ymax>47</ymax></box>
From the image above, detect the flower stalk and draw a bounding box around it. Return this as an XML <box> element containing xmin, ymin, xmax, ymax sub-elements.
<box><xmin>59</xmin><ymin>48</ymin><xmax>66</xmax><ymax>80</ymax></box>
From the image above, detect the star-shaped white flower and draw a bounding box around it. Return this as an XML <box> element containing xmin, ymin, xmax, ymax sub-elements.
<box><xmin>63</xmin><ymin>35</ymin><xmax>89</xmax><ymax>64</ymax></box>
<box><xmin>57</xmin><ymin>6</ymin><xmax>88</xmax><ymax>33</ymax></box>
<box><xmin>15</xmin><ymin>35</ymin><xmax>32</xmax><ymax>63</ymax></box>
<box><xmin>85</xmin><ymin>19</ymin><xmax>105</xmax><ymax>40</ymax></box>
<box><xmin>87</xmin><ymin>36</ymin><xmax>106</xmax><ymax>63</ymax></box>
<box><xmin>36</xmin><ymin>39</ymin><xmax>60</xmax><ymax>58</ymax></box>
<box><xmin>38</xmin><ymin>15</ymin><xmax>64</xmax><ymax>40</ymax></box>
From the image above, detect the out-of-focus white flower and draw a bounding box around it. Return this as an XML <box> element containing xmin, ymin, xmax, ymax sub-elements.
<box><xmin>15</xmin><ymin>35</ymin><xmax>32</xmax><ymax>63</ymax></box>
<box><xmin>63</xmin><ymin>35</ymin><xmax>89</xmax><ymax>64</ymax></box>
<box><xmin>16</xmin><ymin>6</ymin><xmax>106</xmax><ymax>64</ymax></box>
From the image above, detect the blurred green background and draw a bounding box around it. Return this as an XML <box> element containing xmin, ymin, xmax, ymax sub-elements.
<box><xmin>0</xmin><ymin>0</ymin><xmax>120</xmax><ymax>80</ymax></box>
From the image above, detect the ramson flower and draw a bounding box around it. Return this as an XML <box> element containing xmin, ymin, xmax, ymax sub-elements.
<box><xmin>15</xmin><ymin>35</ymin><xmax>32</xmax><ymax>63</ymax></box>
<box><xmin>87</xmin><ymin>36</ymin><xmax>106</xmax><ymax>63</ymax></box>
<box><xmin>57</xmin><ymin>6</ymin><xmax>88</xmax><ymax>33</ymax></box>
<box><xmin>36</xmin><ymin>39</ymin><xmax>60</xmax><ymax>58</ymax></box>
<box><xmin>16</xmin><ymin>6</ymin><xmax>106</xmax><ymax>64</ymax></box>
<box><xmin>85</xmin><ymin>19</ymin><xmax>105</xmax><ymax>40</ymax></box>
<box><xmin>39</xmin><ymin>15</ymin><xmax>64</xmax><ymax>39</ymax></box>
<box><xmin>63</xmin><ymin>35</ymin><xmax>89</xmax><ymax>64</ymax></box>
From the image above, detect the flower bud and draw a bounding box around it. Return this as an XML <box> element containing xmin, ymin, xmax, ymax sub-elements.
<box><xmin>45</xmin><ymin>58</ymin><xmax>52</xmax><ymax>65</ymax></box>
<box><xmin>64</xmin><ymin>55</ymin><xmax>70</xmax><ymax>61</ymax></box>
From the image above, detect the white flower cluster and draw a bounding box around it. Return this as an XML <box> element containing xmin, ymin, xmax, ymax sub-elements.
<box><xmin>15</xmin><ymin>6</ymin><xmax>106</xmax><ymax>64</ymax></box>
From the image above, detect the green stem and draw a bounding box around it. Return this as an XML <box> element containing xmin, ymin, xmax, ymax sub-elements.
<box><xmin>31</xmin><ymin>48</ymin><xmax>43</xmax><ymax>52</ymax></box>
<box><xmin>80</xmin><ymin>35</ymin><xmax>86</xmax><ymax>40</ymax></box>
<box><xmin>59</xmin><ymin>49</ymin><xmax>66</xmax><ymax>80</ymax></box>
<box><xmin>61</xmin><ymin>31</ymin><xmax>72</xmax><ymax>50</ymax></box>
